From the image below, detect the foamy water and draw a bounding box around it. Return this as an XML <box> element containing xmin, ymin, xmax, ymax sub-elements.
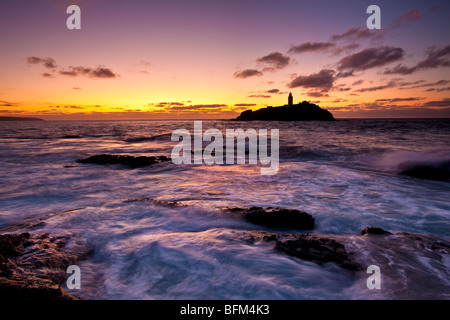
<box><xmin>0</xmin><ymin>119</ymin><xmax>449</xmax><ymax>299</ymax></box>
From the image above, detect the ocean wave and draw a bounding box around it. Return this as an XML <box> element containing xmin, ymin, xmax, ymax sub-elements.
<box><xmin>375</xmin><ymin>149</ymin><xmax>450</xmax><ymax>181</ymax></box>
<box><xmin>124</xmin><ymin>133</ymin><xmax>173</xmax><ymax>143</ymax></box>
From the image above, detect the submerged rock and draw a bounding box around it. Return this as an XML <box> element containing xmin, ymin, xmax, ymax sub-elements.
<box><xmin>0</xmin><ymin>232</ymin><xmax>91</xmax><ymax>300</ymax></box>
<box><xmin>224</xmin><ymin>206</ymin><xmax>315</xmax><ymax>230</ymax></box>
<box><xmin>233</xmin><ymin>230</ymin><xmax>361</xmax><ymax>271</ymax></box>
<box><xmin>361</xmin><ymin>226</ymin><xmax>392</xmax><ymax>235</ymax></box>
<box><xmin>263</xmin><ymin>233</ymin><xmax>362</xmax><ymax>271</ymax></box>
<box><xmin>77</xmin><ymin>154</ymin><xmax>171</xmax><ymax>169</ymax></box>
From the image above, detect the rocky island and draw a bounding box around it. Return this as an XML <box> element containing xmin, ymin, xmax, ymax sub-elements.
<box><xmin>235</xmin><ymin>93</ymin><xmax>335</xmax><ymax>121</ymax></box>
<box><xmin>0</xmin><ymin>116</ymin><xmax>44</xmax><ymax>121</ymax></box>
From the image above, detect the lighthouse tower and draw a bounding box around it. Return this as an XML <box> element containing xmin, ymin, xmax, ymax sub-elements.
<box><xmin>288</xmin><ymin>92</ymin><xmax>293</xmax><ymax>107</ymax></box>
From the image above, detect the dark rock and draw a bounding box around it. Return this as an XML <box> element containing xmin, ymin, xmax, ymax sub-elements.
<box><xmin>361</xmin><ymin>226</ymin><xmax>392</xmax><ymax>235</ymax></box>
<box><xmin>398</xmin><ymin>160</ymin><xmax>450</xmax><ymax>181</ymax></box>
<box><xmin>224</xmin><ymin>206</ymin><xmax>314</xmax><ymax>230</ymax></box>
<box><xmin>0</xmin><ymin>277</ymin><xmax>76</xmax><ymax>300</ymax></box>
<box><xmin>260</xmin><ymin>233</ymin><xmax>361</xmax><ymax>271</ymax></box>
<box><xmin>77</xmin><ymin>154</ymin><xmax>171</xmax><ymax>169</ymax></box>
<box><xmin>0</xmin><ymin>232</ymin><xmax>91</xmax><ymax>300</ymax></box>
<box><xmin>235</xmin><ymin>101</ymin><xmax>335</xmax><ymax>121</ymax></box>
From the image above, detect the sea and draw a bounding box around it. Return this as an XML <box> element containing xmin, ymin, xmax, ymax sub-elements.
<box><xmin>0</xmin><ymin>119</ymin><xmax>449</xmax><ymax>300</ymax></box>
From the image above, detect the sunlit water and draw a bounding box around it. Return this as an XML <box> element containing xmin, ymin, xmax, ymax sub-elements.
<box><xmin>0</xmin><ymin>119</ymin><xmax>449</xmax><ymax>299</ymax></box>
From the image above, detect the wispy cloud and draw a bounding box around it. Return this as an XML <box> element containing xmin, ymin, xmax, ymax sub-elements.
<box><xmin>330</xmin><ymin>26</ymin><xmax>384</xmax><ymax>42</ymax></box>
<box><xmin>248</xmin><ymin>94</ymin><xmax>271</xmax><ymax>98</ymax></box>
<box><xmin>234</xmin><ymin>69</ymin><xmax>263</xmax><ymax>79</ymax></box>
<box><xmin>26</xmin><ymin>56</ymin><xmax>119</xmax><ymax>79</ymax></box>
<box><xmin>384</xmin><ymin>44</ymin><xmax>450</xmax><ymax>75</ymax></box>
<box><xmin>288</xmin><ymin>42</ymin><xmax>335</xmax><ymax>54</ymax></box>
<box><xmin>423</xmin><ymin>98</ymin><xmax>450</xmax><ymax>107</ymax></box>
<box><xmin>337</xmin><ymin>46</ymin><xmax>404</xmax><ymax>73</ymax></box>
<box><xmin>234</xmin><ymin>103</ymin><xmax>256</xmax><ymax>107</ymax></box>
<box><xmin>354</xmin><ymin>80</ymin><xmax>399</xmax><ymax>92</ymax></box>
<box><xmin>0</xmin><ymin>100</ymin><xmax>20</xmax><ymax>107</ymax></box>
<box><xmin>391</xmin><ymin>9</ymin><xmax>421</xmax><ymax>29</ymax></box>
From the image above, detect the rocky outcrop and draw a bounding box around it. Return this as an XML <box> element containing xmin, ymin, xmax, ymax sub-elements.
<box><xmin>398</xmin><ymin>160</ymin><xmax>450</xmax><ymax>181</ymax></box>
<box><xmin>223</xmin><ymin>206</ymin><xmax>315</xmax><ymax>230</ymax></box>
<box><xmin>262</xmin><ymin>233</ymin><xmax>362</xmax><ymax>271</ymax></box>
<box><xmin>0</xmin><ymin>232</ymin><xmax>91</xmax><ymax>300</ymax></box>
<box><xmin>235</xmin><ymin>101</ymin><xmax>335</xmax><ymax>121</ymax></box>
<box><xmin>77</xmin><ymin>154</ymin><xmax>171</xmax><ymax>169</ymax></box>
<box><xmin>361</xmin><ymin>226</ymin><xmax>392</xmax><ymax>235</ymax></box>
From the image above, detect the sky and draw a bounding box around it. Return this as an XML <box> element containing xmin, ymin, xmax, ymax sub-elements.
<box><xmin>0</xmin><ymin>0</ymin><xmax>449</xmax><ymax>120</ymax></box>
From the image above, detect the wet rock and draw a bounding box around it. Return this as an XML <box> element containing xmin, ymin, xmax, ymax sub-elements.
<box><xmin>263</xmin><ymin>233</ymin><xmax>362</xmax><ymax>271</ymax></box>
<box><xmin>0</xmin><ymin>232</ymin><xmax>91</xmax><ymax>300</ymax></box>
<box><xmin>361</xmin><ymin>226</ymin><xmax>392</xmax><ymax>235</ymax></box>
<box><xmin>77</xmin><ymin>154</ymin><xmax>171</xmax><ymax>169</ymax></box>
<box><xmin>398</xmin><ymin>160</ymin><xmax>450</xmax><ymax>181</ymax></box>
<box><xmin>224</xmin><ymin>206</ymin><xmax>314</xmax><ymax>230</ymax></box>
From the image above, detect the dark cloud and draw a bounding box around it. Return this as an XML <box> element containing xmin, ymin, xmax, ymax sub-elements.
<box><xmin>287</xmin><ymin>69</ymin><xmax>336</xmax><ymax>92</ymax></box>
<box><xmin>235</xmin><ymin>103</ymin><xmax>256</xmax><ymax>107</ymax></box>
<box><xmin>256</xmin><ymin>52</ymin><xmax>291</xmax><ymax>69</ymax></box>
<box><xmin>234</xmin><ymin>69</ymin><xmax>263</xmax><ymax>78</ymax></box>
<box><xmin>391</xmin><ymin>9</ymin><xmax>421</xmax><ymax>28</ymax></box>
<box><xmin>266</xmin><ymin>89</ymin><xmax>281</xmax><ymax>94</ymax></box>
<box><xmin>26</xmin><ymin>56</ymin><xmax>57</xmax><ymax>69</ymax></box>
<box><xmin>334</xmin><ymin>85</ymin><xmax>351</xmax><ymax>92</ymax></box>
<box><xmin>0</xmin><ymin>109</ymin><xmax>25</xmax><ymax>114</ymax></box>
<box><xmin>423</xmin><ymin>98</ymin><xmax>450</xmax><ymax>107</ymax></box>
<box><xmin>261</xmin><ymin>67</ymin><xmax>277</xmax><ymax>73</ymax></box>
<box><xmin>90</xmin><ymin>67</ymin><xmax>117</xmax><ymax>78</ymax></box>
<box><xmin>375</xmin><ymin>97</ymin><xmax>424</xmax><ymax>103</ymax></box>
<box><xmin>64</xmin><ymin>106</ymin><xmax>84</xmax><ymax>109</ymax></box>
<box><xmin>384</xmin><ymin>45</ymin><xmax>450</xmax><ymax>75</ymax></box>
<box><xmin>42</xmin><ymin>73</ymin><xmax>53</xmax><ymax>78</ymax></box>
<box><xmin>72</xmin><ymin>87</ymin><xmax>81</xmax><ymax>90</ymax></box>
<box><xmin>306</xmin><ymin>91</ymin><xmax>329</xmax><ymax>98</ymax></box>
<box><xmin>354</xmin><ymin>80</ymin><xmax>399</xmax><ymax>92</ymax></box>
<box><xmin>0</xmin><ymin>100</ymin><xmax>19</xmax><ymax>107</ymax></box>
<box><xmin>288</xmin><ymin>42</ymin><xmax>335</xmax><ymax>54</ymax></box>
<box><xmin>352</xmin><ymin>80</ymin><xmax>364</xmax><ymax>86</ymax></box>
<box><xmin>336</xmin><ymin>71</ymin><xmax>355</xmax><ymax>78</ymax></box>
<box><xmin>59</xmin><ymin>66</ymin><xmax>118</xmax><ymax>78</ymax></box>
<box><xmin>27</xmin><ymin>56</ymin><xmax>118</xmax><ymax>79</ymax></box>
<box><xmin>330</xmin><ymin>26</ymin><xmax>384</xmax><ymax>42</ymax></box>
<box><xmin>59</xmin><ymin>70</ymin><xmax>78</xmax><ymax>76</ymax></box>
<box><xmin>338</xmin><ymin>47</ymin><xmax>404</xmax><ymax>72</ymax></box>
<box><xmin>398</xmin><ymin>79</ymin><xmax>450</xmax><ymax>90</ymax></box>
<box><xmin>248</xmin><ymin>94</ymin><xmax>271</xmax><ymax>98</ymax></box>
<box><xmin>149</xmin><ymin>102</ymin><xmax>185</xmax><ymax>108</ymax></box>
<box><xmin>169</xmin><ymin>104</ymin><xmax>227</xmax><ymax>111</ymax></box>
<box><xmin>426</xmin><ymin>87</ymin><xmax>450</xmax><ymax>92</ymax></box>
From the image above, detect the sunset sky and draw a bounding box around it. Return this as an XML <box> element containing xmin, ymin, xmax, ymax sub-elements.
<box><xmin>0</xmin><ymin>0</ymin><xmax>449</xmax><ymax>120</ymax></box>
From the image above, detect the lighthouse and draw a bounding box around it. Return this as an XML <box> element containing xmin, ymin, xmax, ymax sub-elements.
<box><xmin>288</xmin><ymin>92</ymin><xmax>293</xmax><ymax>107</ymax></box>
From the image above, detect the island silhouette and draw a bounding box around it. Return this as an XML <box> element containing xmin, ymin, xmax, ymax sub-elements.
<box><xmin>0</xmin><ymin>116</ymin><xmax>44</xmax><ymax>121</ymax></box>
<box><xmin>235</xmin><ymin>93</ymin><xmax>335</xmax><ymax>121</ymax></box>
